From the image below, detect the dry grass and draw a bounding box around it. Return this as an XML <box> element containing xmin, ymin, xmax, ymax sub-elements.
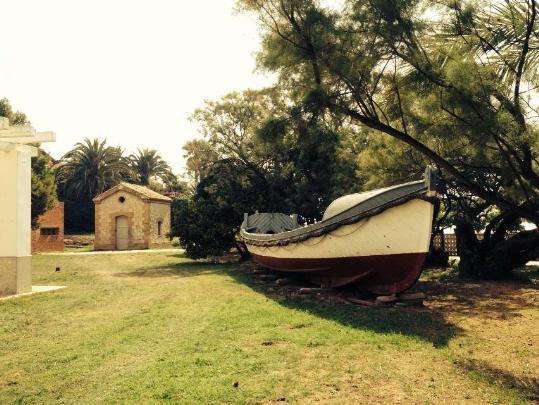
<box><xmin>0</xmin><ymin>252</ymin><xmax>537</xmax><ymax>404</ymax></box>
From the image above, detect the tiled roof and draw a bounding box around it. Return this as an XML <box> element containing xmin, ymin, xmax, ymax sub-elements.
<box><xmin>93</xmin><ymin>182</ymin><xmax>172</xmax><ymax>203</ymax></box>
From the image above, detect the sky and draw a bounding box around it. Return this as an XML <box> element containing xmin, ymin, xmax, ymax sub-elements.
<box><xmin>0</xmin><ymin>0</ymin><xmax>274</xmax><ymax>173</ymax></box>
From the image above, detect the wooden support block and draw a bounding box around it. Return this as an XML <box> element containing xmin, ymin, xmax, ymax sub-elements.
<box><xmin>376</xmin><ymin>295</ymin><xmax>397</xmax><ymax>304</ymax></box>
<box><xmin>298</xmin><ymin>287</ymin><xmax>333</xmax><ymax>295</ymax></box>
<box><xmin>346</xmin><ymin>297</ymin><xmax>377</xmax><ymax>306</ymax></box>
<box><xmin>397</xmin><ymin>292</ymin><xmax>425</xmax><ymax>301</ymax></box>
<box><xmin>395</xmin><ymin>300</ymin><xmax>424</xmax><ymax>307</ymax></box>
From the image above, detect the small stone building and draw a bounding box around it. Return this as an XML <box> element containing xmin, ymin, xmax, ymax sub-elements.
<box><xmin>32</xmin><ymin>202</ymin><xmax>65</xmax><ymax>252</ymax></box>
<box><xmin>93</xmin><ymin>183</ymin><xmax>172</xmax><ymax>251</ymax></box>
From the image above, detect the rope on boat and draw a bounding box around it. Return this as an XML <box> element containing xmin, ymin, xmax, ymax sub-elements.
<box><xmin>241</xmin><ymin>194</ymin><xmax>438</xmax><ymax>248</ymax></box>
<box><xmin>327</xmin><ymin>215</ymin><xmax>370</xmax><ymax>238</ymax></box>
<box><xmin>259</xmin><ymin>218</ymin><xmax>367</xmax><ymax>252</ymax></box>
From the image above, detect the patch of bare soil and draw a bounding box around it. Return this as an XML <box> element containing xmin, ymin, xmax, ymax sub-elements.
<box><xmin>421</xmin><ymin>277</ymin><xmax>539</xmax><ymax>400</ymax></box>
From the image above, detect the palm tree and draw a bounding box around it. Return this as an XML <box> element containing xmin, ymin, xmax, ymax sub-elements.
<box><xmin>129</xmin><ymin>148</ymin><xmax>173</xmax><ymax>186</ymax></box>
<box><xmin>56</xmin><ymin>138</ymin><xmax>130</xmax><ymax>200</ymax></box>
<box><xmin>472</xmin><ymin>1</ymin><xmax>539</xmax><ymax>87</ymax></box>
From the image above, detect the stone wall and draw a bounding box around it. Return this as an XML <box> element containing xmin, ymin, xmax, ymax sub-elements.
<box><xmin>94</xmin><ymin>191</ymin><xmax>149</xmax><ymax>250</ymax></box>
<box><xmin>32</xmin><ymin>202</ymin><xmax>64</xmax><ymax>252</ymax></box>
<box><xmin>148</xmin><ymin>202</ymin><xmax>172</xmax><ymax>249</ymax></box>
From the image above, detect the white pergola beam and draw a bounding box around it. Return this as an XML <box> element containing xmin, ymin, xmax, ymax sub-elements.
<box><xmin>0</xmin><ymin>141</ymin><xmax>38</xmax><ymax>157</ymax></box>
<box><xmin>0</xmin><ymin>125</ymin><xmax>38</xmax><ymax>138</ymax></box>
<box><xmin>0</xmin><ymin>131</ymin><xmax>56</xmax><ymax>145</ymax></box>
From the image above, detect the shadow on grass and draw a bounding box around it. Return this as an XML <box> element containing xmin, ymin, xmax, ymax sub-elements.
<box><xmin>114</xmin><ymin>257</ymin><xmax>460</xmax><ymax>346</ymax></box>
<box><xmin>420</xmin><ymin>268</ymin><xmax>539</xmax><ymax>320</ymax></box>
<box><xmin>226</xmin><ymin>265</ymin><xmax>461</xmax><ymax>348</ymax></box>
<box><xmin>113</xmin><ymin>257</ymin><xmax>539</xmax><ymax>347</ymax></box>
<box><xmin>455</xmin><ymin>358</ymin><xmax>539</xmax><ymax>401</ymax></box>
<box><xmin>114</xmin><ymin>258</ymin><xmax>223</xmax><ymax>279</ymax></box>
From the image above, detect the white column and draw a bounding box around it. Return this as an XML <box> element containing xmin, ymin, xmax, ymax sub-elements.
<box><xmin>0</xmin><ymin>146</ymin><xmax>33</xmax><ymax>295</ymax></box>
<box><xmin>0</xmin><ymin>117</ymin><xmax>55</xmax><ymax>296</ymax></box>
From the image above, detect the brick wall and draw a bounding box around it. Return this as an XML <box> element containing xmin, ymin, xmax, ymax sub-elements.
<box><xmin>32</xmin><ymin>202</ymin><xmax>65</xmax><ymax>252</ymax></box>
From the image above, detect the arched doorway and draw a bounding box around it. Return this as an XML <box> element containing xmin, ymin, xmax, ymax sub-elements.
<box><xmin>115</xmin><ymin>216</ymin><xmax>129</xmax><ymax>250</ymax></box>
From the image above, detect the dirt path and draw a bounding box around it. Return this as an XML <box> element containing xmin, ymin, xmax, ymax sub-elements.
<box><xmin>36</xmin><ymin>248</ymin><xmax>185</xmax><ymax>256</ymax></box>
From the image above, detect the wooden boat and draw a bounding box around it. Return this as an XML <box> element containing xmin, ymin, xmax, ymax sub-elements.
<box><xmin>240</xmin><ymin>168</ymin><xmax>439</xmax><ymax>295</ymax></box>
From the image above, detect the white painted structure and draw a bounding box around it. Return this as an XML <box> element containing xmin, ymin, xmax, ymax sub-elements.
<box><xmin>0</xmin><ymin>117</ymin><xmax>55</xmax><ymax>296</ymax></box>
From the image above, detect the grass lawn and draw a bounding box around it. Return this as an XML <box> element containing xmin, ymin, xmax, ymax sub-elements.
<box><xmin>1</xmin><ymin>252</ymin><xmax>537</xmax><ymax>404</ymax></box>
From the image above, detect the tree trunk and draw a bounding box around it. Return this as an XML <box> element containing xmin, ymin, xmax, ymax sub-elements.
<box><xmin>456</xmin><ymin>218</ymin><xmax>539</xmax><ymax>278</ymax></box>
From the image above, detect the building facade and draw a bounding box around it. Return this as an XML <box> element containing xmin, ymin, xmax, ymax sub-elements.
<box><xmin>32</xmin><ymin>202</ymin><xmax>65</xmax><ymax>252</ymax></box>
<box><xmin>93</xmin><ymin>183</ymin><xmax>172</xmax><ymax>251</ymax></box>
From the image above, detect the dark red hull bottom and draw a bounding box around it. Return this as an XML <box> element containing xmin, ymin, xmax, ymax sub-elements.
<box><xmin>250</xmin><ymin>252</ymin><xmax>427</xmax><ymax>295</ymax></box>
